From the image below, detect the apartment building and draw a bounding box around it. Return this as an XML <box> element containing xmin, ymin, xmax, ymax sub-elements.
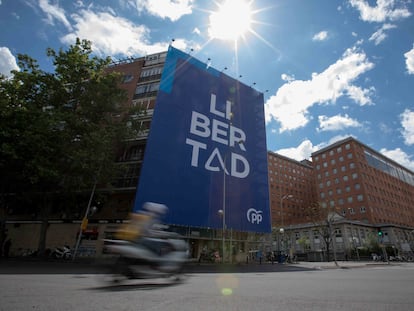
<box><xmin>282</xmin><ymin>137</ymin><xmax>414</xmax><ymax>260</ymax></box>
<box><xmin>267</xmin><ymin>151</ymin><xmax>316</xmax><ymax>228</ymax></box>
<box><xmin>312</xmin><ymin>137</ymin><xmax>414</xmax><ymax>227</ymax></box>
<box><xmin>100</xmin><ymin>52</ymin><xmax>167</xmax><ymax>219</ymax></box>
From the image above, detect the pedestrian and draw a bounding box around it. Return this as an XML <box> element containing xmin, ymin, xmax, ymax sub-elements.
<box><xmin>3</xmin><ymin>238</ymin><xmax>11</xmax><ymax>259</ymax></box>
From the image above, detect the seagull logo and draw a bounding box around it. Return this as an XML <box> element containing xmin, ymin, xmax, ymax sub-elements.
<box><xmin>247</xmin><ymin>208</ymin><xmax>263</xmax><ymax>224</ymax></box>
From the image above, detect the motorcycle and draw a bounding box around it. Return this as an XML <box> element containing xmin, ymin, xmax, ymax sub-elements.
<box><xmin>102</xmin><ymin>230</ymin><xmax>189</xmax><ymax>283</ymax></box>
<box><xmin>51</xmin><ymin>245</ymin><xmax>72</xmax><ymax>260</ymax></box>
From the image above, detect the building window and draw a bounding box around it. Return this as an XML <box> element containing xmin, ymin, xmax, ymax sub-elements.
<box><xmin>343</xmin><ymin>175</ymin><xmax>349</xmax><ymax>182</ymax></box>
<box><xmin>338</xmin><ymin>198</ymin><xmax>344</xmax><ymax>205</ymax></box>
<box><xmin>339</xmin><ymin>156</ymin><xmax>344</xmax><ymax>162</ymax></box>
<box><xmin>135</xmin><ymin>82</ymin><xmax>160</xmax><ymax>95</ymax></box>
<box><xmin>331</xmin><ymin>159</ymin><xmax>336</xmax><ymax>165</ymax></box>
<box><xmin>140</xmin><ymin>65</ymin><xmax>163</xmax><ymax>78</ymax></box>
<box><xmin>345</xmin><ymin>143</ymin><xmax>350</xmax><ymax>150</ymax></box>
<box><xmin>355</xmin><ymin>183</ymin><xmax>361</xmax><ymax>190</ymax></box>
<box><xmin>122</xmin><ymin>74</ymin><xmax>134</xmax><ymax>83</ymax></box>
<box><xmin>335</xmin><ymin>228</ymin><xmax>342</xmax><ymax>237</ymax></box>
<box><xmin>337</xmin><ymin>147</ymin><xmax>342</xmax><ymax>153</ymax></box>
<box><xmin>347</xmin><ymin>196</ymin><xmax>353</xmax><ymax>203</ymax></box>
<box><xmin>357</xmin><ymin>194</ymin><xmax>364</xmax><ymax>202</ymax></box>
<box><xmin>352</xmin><ymin>173</ymin><xmax>358</xmax><ymax>179</ymax></box>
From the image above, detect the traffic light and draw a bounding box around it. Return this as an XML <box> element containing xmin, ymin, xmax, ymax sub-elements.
<box><xmin>377</xmin><ymin>228</ymin><xmax>383</xmax><ymax>237</ymax></box>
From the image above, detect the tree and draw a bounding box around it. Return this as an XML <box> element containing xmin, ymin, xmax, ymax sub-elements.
<box><xmin>0</xmin><ymin>38</ymin><xmax>134</xmax><ymax>255</ymax></box>
<box><xmin>304</xmin><ymin>202</ymin><xmax>341</xmax><ymax>265</ymax></box>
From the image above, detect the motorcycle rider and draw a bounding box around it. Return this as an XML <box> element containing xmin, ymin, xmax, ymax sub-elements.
<box><xmin>115</xmin><ymin>202</ymin><xmax>168</xmax><ymax>242</ymax></box>
<box><xmin>105</xmin><ymin>202</ymin><xmax>187</xmax><ymax>279</ymax></box>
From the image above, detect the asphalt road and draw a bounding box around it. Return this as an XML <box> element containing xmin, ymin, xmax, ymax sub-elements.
<box><xmin>1</xmin><ymin>259</ymin><xmax>414</xmax><ymax>311</ymax></box>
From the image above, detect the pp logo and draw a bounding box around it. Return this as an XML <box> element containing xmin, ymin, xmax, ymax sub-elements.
<box><xmin>247</xmin><ymin>208</ymin><xmax>263</xmax><ymax>224</ymax></box>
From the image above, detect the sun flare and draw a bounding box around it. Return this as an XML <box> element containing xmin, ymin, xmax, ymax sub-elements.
<box><xmin>209</xmin><ymin>0</ymin><xmax>252</xmax><ymax>41</ymax></box>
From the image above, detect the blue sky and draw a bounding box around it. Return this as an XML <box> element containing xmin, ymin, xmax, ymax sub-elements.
<box><xmin>1</xmin><ymin>0</ymin><xmax>413</xmax><ymax>171</ymax></box>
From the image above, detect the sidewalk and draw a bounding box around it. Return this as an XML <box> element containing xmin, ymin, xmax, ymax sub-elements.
<box><xmin>290</xmin><ymin>260</ymin><xmax>410</xmax><ymax>270</ymax></box>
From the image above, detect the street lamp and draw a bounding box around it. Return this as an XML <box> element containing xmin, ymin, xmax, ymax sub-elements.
<box><xmin>218</xmin><ymin>209</ymin><xmax>225</xmax><ymax>263</ymax></box>
<box><xmin>280</xmin><ymin>194</ymin><xmax>293</xmax><ymax>256</ymax></box>
<box><xmin>73</xmin><ymin>181</ymin><xmax>97</xmax><ymax>261</ymax></box>
<box><xmin>220</xmin><ymin>139</ymin><xmax>244</xmax><ymax>264</ymax></box>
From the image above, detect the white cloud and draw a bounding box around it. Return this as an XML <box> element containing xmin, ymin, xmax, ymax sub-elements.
<box><xmin>369</xmin><ymin>23</ymin><xmax>396</xmax><ymax>45</ymax></box>
<box><xmin>349</xmin><ymin>0</ymin><xmax>411</xmax><ymax>23</ymax></box>
<box><xmin>135</xmin><ymin>0</ymin><xmax>194</xmax><ymax>22</ymax></box>
<box><xmin>264</xmin><ymin>46</ymin><xmax>374</xmax><ymax>132</ymax></box>
<box><xmin>273</xmin><ymin>135</ymin><xmax>356</xmax><ymax>162</ymax></box>
<box><xmin>274</xmin><ymin>140</ymin><xmax>318</xmax><ymax>161</ymax></box>
<box><xmin>281</xmin><ymin>73</ymin><xmax>295</xmax><ymax>83</ymax></box>
<box><xmin>380</xmin><ymin>147</ymin><xmax>414</xmax><ymax>171</ymax></box>
<box><xmin>400</xmin><ymin>109</ymin><xmax>414</xmax><ymax>145</ymax></box>
<box><xmin>38</xmin><ymin>0</ymin><xmax>72</xmax><ymax>30</ymax></box>
<box><xmin>404</xmin><ymin>45</ymin><xmax>414</xmax><ymax>74</ymax></box>
<box><xmin>346</xmin><ymin>84</ymin><xmax>375</xmax><ymax>105</ymax></box>
<box><xmin>318</xmin><ymin>114</ymin><xmax>362</xmax><ymax>131</ymax></box>
<box><xmin>61</xmin><ymin>10</ymin><xmax>171</xmax><ymax>57</ymax></box>
<box><xmin>0</xmin><ymin>47</ymin><xmax>19</xmax><ymax>77</ymax></box>
<box><xmin>312</xmin><ymin>31</ymin><xmax>328</xmax><ymax>41</ymax></box>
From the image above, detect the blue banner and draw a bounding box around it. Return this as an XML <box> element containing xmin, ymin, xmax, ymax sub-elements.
<box><xmin>134</xmin><ymin>46</ymin><xmax>270</xmax><ymax>233</ymax></box>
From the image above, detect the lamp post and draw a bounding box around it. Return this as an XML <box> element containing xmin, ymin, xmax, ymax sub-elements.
<box><xmin>72</xmin><ymin>181</ymin><xmax>97</xmax><ymax>261</ymax></box>
<box><xmin>280</xmin><ymin>194</ymin><xmax>293</xmax><ymax>256</ymax></box>
<box><xmin>219</xmin><ymin>138</ymin><xmax>244</xmax><ymax>264</ymax></box>
<box><xmin>218</xmin><ymin>209</ymin><xmax>225</xmax><ymax>263</ymax></box>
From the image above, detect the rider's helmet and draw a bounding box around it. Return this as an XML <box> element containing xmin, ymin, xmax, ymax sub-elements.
<box><xmin>143</xmin><ymin>202</ymin><xmax>168</xmax><ymax>216</ymax></box>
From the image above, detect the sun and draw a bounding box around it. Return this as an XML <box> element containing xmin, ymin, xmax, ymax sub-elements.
<box><xmin>208</xmin><ymin>0</ymin><xmax>253</xmax><ymax>41</ymax></box>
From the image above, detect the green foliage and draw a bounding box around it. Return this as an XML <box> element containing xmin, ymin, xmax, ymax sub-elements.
<box><xmin>0</xmin><ymin>38</ymin><xmax>129</xmax><ymax>195</ymax></box>
<box><xmin>363</xmin><ymin>232</ymin><xmax>381</xmax><ymax>253</ymax></box>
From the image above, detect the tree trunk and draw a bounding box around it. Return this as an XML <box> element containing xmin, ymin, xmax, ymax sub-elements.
<box><xmin>37</xmin><ymin>193</ymin><xmax>51</xmax><ymax>257</ymax></box>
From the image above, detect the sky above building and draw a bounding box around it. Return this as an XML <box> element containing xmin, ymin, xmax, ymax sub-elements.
<box><xmin>1</xmin><ymin>0</ymin><xmax>413</xmax><ymax>171</ymax></box>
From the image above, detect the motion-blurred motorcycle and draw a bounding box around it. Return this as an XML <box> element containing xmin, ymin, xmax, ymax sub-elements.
<box><xmin>101</xmin><ymin>203</ymin><xmax>189</xmax><ymax>284</ymax></box>
<box><xmin>102</xmin><ymin>231</ymin><xmax>188</xmax><ymax>283</ymax></box>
